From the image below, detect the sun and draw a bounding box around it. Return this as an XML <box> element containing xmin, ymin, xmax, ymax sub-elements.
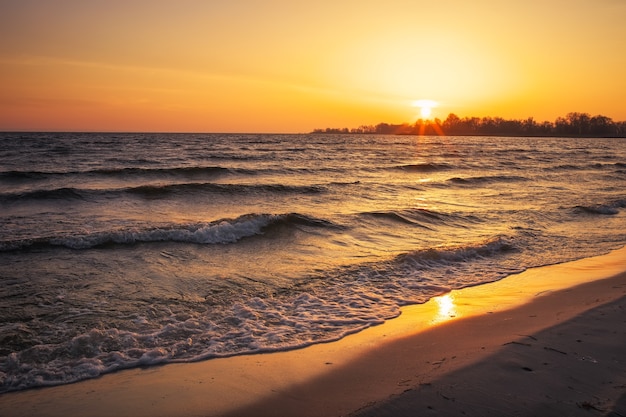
<box><xmin>412</xmin><ymin>99</ymin><xmax>438</xmax><ymax>119</ymax></box>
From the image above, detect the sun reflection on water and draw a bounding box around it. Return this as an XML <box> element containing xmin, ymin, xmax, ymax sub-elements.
<box><xmin>433</xmin><ymin>293</ymin><xmax>458</xmax><ymax>323</ymax></box>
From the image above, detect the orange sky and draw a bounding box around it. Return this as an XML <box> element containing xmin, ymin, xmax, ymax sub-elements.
<box><xmin>1</xmin><ymin>0</ymin><xmax>625</xmax><ymax>133</ymax></box>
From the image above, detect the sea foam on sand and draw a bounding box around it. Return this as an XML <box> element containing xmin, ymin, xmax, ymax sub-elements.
<box><xmin>1</xmin><ymin>247</ymin><xmax>626</xmax><ymax>417</ymax></box>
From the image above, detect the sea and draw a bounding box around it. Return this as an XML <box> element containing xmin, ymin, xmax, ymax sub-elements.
<box><xmin>1</xmin><ymin>132</ymin><xmax>625</xmax><ymax>393</ymax></box>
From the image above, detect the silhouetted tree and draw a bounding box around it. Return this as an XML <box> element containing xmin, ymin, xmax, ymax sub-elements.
<box><xmin>589</xmin><ymin>115</ymin><xmax>614</xmax><ymax>136</ymax></box>
<box><xmin>566</xmin><ymin>112</ymin><xmax>591</xmax><ymax>135</ymax></box>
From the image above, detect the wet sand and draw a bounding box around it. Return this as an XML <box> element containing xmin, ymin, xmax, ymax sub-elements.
<box><xmin>1</xmin><ymin>247</ymin><xmax>626</xmax><ymax>417</ymax></box>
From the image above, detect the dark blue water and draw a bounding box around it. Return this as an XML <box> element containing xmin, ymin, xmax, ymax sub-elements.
<box><xmin>1</xmin><ymin>132</ymin><xmax>625</xmax><ymax>392</ymax></box>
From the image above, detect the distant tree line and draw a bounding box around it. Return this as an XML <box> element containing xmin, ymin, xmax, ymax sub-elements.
<box><xmin>312</xmin><ymin>112</ymin><xmax>626</xmax><ymax>137</ymax></box>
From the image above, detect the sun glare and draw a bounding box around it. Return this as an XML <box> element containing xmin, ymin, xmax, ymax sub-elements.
<box><xmin>412</xmin><ymin>99</ymin><xmax>438</xmax><ymax>119</ymax></box>
<box><xmin>433</xmin><ymin>293</ymin><xmax>458</xmax><ymax>323</ymax></box>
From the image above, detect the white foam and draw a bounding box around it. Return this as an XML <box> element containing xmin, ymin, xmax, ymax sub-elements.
<box><xmin>49</xmin><ymin>214</ymin><xmax>279</xmax><ymax>249</ymax></box>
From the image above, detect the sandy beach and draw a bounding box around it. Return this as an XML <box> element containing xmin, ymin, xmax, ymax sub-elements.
<box><xmin>2</xmin><ymin>247</ymin><xmax>626</xmax><ymax>417</ymax></box>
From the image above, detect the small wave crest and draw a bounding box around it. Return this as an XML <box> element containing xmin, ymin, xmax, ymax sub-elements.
<box><xmin>0</xmin><ymin>170</ymin><xmax>51</xmax><ymax>181</ymax></box>
<box><xmin>2</xmin><ymin>187</ymin><xmax>87</xmax><ymax>202</ymax></box>
<box><xmin>360</xmin><ymin>208</ymin><xmax>473</xmax><ymax>228</ymax></box>
<box><xmin>573</xmin><ymin>200</ymin><xmax>626</xmax><ymax>216</ymax></box>
<box><xmin>0</xmin><ymin>166</ymin><xmax>232</xmax><ymax>180</ymax></box>
<box><xmin>397</xmin><ymin>236</ymin><xmax>516</xmax><ymax>266</ymax></box>
<box><xmin>94</xmin><ymin>166</ymin><xmax>231</xmax><ymax>177</ymax></box>
<box><xmin>548</xmin><ymin>162</ymin><xmax>626</xmax><ymax>172</ymax></box>
<box><xmin>447</xmin><ymin>175</ymin><xmax>528</xmax><ymax>185</ymax></box>
<box><xmin>394</xmin><ymin>163</ymin><xmax>451</xmax><ymax>172</ymax></box>
<box><xmin>127</xmin><ymin>182</ymin><xmax>325</xmax><ymax>198</ymax></box>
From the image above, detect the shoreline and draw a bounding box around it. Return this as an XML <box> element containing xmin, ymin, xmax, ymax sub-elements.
<box><xmin>1</xmin><ymin>247</ymin><xmax>626</xmax><ymax>416</ymax></box>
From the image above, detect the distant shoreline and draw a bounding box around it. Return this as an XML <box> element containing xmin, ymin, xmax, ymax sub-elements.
<box><xmin>312</xmin><ymin>112</ymin><xmax>626</xmax><ymax>138</ymax></box>
<box><xmin>311</xmin><ymin>131</ymin><xmax>626</xmax><ymax>138</ymax></box>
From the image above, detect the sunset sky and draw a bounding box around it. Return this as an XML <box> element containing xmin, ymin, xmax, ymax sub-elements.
<box><xmin>1</xmin><ymin>0</ymin><xmax>625</xmax><ymax>133</ymax></box>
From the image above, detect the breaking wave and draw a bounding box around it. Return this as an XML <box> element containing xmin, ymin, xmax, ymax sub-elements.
<box><xmin>0</xmin><ymin>213</ymin><xmax>338</xmax><ymax>251</ymax></box>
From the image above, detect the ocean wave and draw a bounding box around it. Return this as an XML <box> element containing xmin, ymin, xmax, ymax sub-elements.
<box><xmin>447</xmin><ymin>175</ymin><xmax>528</xmax><ymax>185</ymax></box>
<box><xmin>0</xmin><ymin>213</ymin><xmax>338</xmax><ymax>251</ymax></box>
<box><xmin>3</xmin><ymin>187</ymin><xmax>88</xmax><ymax>201</ymax></box>
<box><xmin>0</xmin><ymin>170</ymin><xmax>52</xmax><ymax>181</ymax></box>
<box><xmin>572</xmin><ymin>200</ymin><xmax>626</xmax><ymax>216</ymax></box>
<box><xmin>93</xmin><ymin>166</ymin><xmax>233</xmax><ymax>177</ymax></box>
<box><xmin>549</xmin><ymin>163</ymin><xmax>616</xmax><ymax>172</ymax></box>
<box><xmin>394</xmin><ymin>163</ymin><xmax>452</xmax><ymax>172</ymax></box>
<box><xmin>397</xmin><ymin>236</ymin><xmax>516</xmax><ymax>264</ymax></box>
<box><xmin>0</xmin><ymin>166</ymin><xmax>241</xmax><ymax>181</ymax></box>
<box><xmin>550</xmin><ymin>164</ymin><xmax>584</xmax><ymax>171</ymax></box>
<box><xmin>359</xmin><ymin>208</ymin><xmax>474</xmax><ymax>228</ymax></box>
<box><xmin>127</xmin><ymin>182</ymin><xmax>326</xmax><ymax>198</ymax></box>
<box><xmin>0</xmin><ymin>182</ymin><xmax>326</xmax><ymax>203</ymax></box>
